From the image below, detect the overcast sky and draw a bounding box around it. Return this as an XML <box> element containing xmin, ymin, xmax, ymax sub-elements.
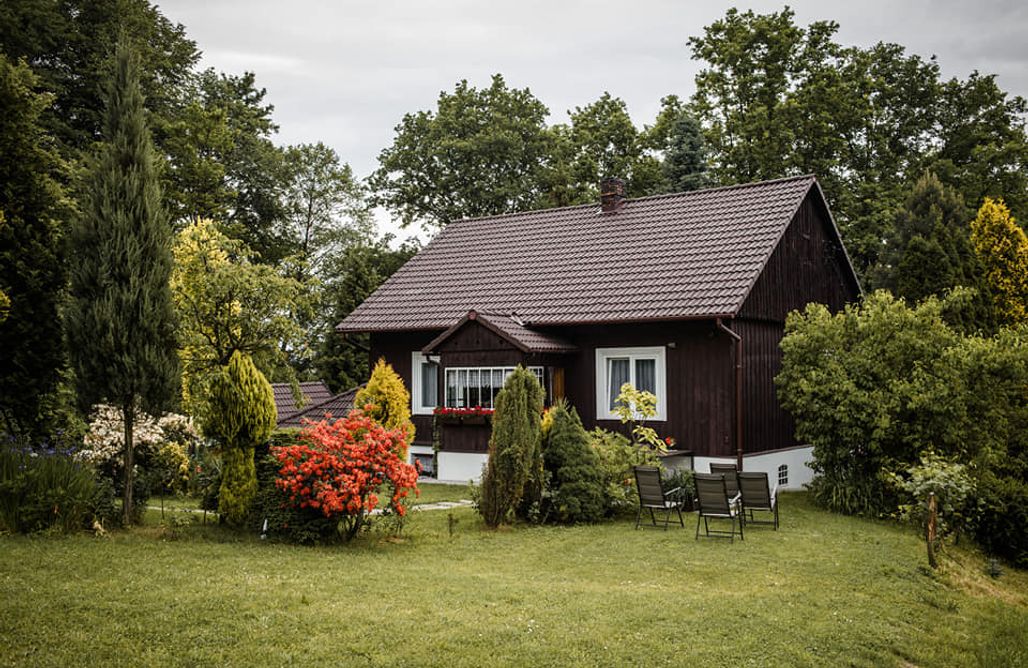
<box><xmin>158</xmin><ymin>0</ymin><xmax>1028</xmax><ymax>240</ymax></box>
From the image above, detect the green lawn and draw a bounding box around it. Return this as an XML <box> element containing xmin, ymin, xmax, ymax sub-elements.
<box><xmin>1</xmin><ymin>492</ymin><xmax>1026</xmax><ymax>667</ymax></box>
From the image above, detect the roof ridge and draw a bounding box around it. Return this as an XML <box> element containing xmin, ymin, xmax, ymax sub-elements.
<box><xmin>448</xmin><ymin>174</ymin><xmax>818</xmax><ymax>227</ymax></box>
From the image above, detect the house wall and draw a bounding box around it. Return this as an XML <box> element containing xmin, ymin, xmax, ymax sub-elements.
<box><xmin>369</xmin><ymin>329</ymin><xmax>442</xmax><ymax>447</ymax></box>
<box><xmin>735</xmin><ymin>192</ymin><xmax>861</xmax><ymax>452</ymax></box>
<box><xmin>556</xmin><ymin>321</ymin><xmax>737</xmax><ymax>458</ymax></box>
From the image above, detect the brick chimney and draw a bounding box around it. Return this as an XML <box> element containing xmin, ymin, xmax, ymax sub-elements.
<box><xmin>600</xmin><ymin>177</ymin><xmax>626</xmax><ymax>213</ymax></box>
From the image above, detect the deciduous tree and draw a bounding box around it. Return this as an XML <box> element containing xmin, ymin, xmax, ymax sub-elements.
<box><xmin>371</xmin><ymin>74</ymin><xmax>551</xmax><ymax>229</ymax></box>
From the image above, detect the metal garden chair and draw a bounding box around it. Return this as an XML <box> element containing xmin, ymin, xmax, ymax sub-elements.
<box><xmin>694</xmin><ymin>472</ymin><xmax>744</xmax><ymax>541</ymax></box>
<box><xmin>738</xmin><ymin>471</ymin><xmax>779</xmax><ymax>529</ymax></box>
<box><xmin>633</xmin><ymin>465</ymin><xmax>685</xmax><ymax>530</ymax></box>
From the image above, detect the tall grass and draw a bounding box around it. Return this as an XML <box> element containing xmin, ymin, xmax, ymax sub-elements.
<box><xmin>0</xmin><ymin>441</ymin><xmax>96</xmax><ymax>533</ymax></box>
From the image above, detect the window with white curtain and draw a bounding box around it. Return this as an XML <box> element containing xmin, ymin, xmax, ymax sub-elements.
<box><xmin>410</xmin><ymin>352</ymin><xmax>439</xmax><ymax>415</ymax></box>
<box><xmin>444</xmin><ymin>366</ymin><xmax>544</xmax><ymax>408</ymax></box>
<box><xmin>595</xmin><ymin>346</ymin><xmax>666</xmax><ymax>420</ymax></box>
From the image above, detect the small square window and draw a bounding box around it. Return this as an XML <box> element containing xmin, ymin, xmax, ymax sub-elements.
<box><xmin>778</xmin><ymin>464</ymin><xmax>789</xmax><ymax>487</ymax></box>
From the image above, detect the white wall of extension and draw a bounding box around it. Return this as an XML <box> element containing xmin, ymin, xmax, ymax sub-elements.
<box><xmin>436</xmin><ymin>451</ymin><xmax>488</xmax><ymax>483</ymax></box>
<box><xmin>692</xmin><ymin>446</ymin><xmax>815</xmax><ymax>490</ymax></box>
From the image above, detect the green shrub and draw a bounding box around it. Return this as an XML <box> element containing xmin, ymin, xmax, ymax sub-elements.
<box><xmin>478</xmin><ymin>366</ymin><xmax>543</xmax><ymax>527</ymax></box>
<box><xmin>975</xmin><ymin>472</ymin><xmax>1028</xmax><ymax>567</ymax></box>
<box><xmin>541</xmin><ymin>401</ymin><xmax>605</xmax><ymax>524</ymax></box>
<box><xmin>661</xmin><ymin>468</ymin><xmax>696</xmax><ymax>508</ymax></box>
<box><xmin>189</xmin><ymin>447</ymin><xmax>221</xmax><ymax>512</ymax></box>
<box><xmin>588</xmin><ymin>428</ymin><xmax>661</xmax><ymax>515</ymax></box>
<box><xmin>0</xmin><ymin>442</ymin><xmax>96</xmax><ymax>533</ymax></box>
<box><xmin>251</xmin><ymin>450</ymin><xmax>336</xmax><ymax>545</ymax></box>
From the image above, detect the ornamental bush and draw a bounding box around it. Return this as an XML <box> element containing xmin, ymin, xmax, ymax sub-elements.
<box><xmin>589</xmin><ymin>427</ymin><xmax>661</xmax><ymax>515</ymax></box>
<box><xmin>355</xmin><ymin>358</ymin><xmax>415</xmax><ymax>455</ymax></box>
<box><xmin>205</xmin><ymin>351</ymin><xmax>277</xmax><ymax>526</ymax></box>
<box><xmin>273</xmin><ymin>410</ymin><xmax>419</xmax><ymax>542</ymax></box>
<box><xmin>478</xmin><ymin>366</ymin><xmax>544</xmax><ymax>527</ymax></box>
<box><xmin>541</xmin><ymin>401</ymin><xmax>605</xmax><ymax>524</ymax></box>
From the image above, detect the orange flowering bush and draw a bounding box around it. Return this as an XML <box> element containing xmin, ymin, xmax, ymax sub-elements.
<box><xmin>272</xmin><ymin>409</ymin><xmax>419</xmax><ymax>541</ymax></box>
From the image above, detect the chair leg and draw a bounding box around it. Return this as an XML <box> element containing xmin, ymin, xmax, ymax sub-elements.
<box><xmin>676</xmin><ymin>507</ymin><xmax>684</xmax><ymax>527</ymax></box>
<box><xmin>649</xmin><ymin>508</ymin><xmax>656</xmax><ymax>527</ymax></box>
<box><xmin>635</xmin><ymin>506</ymin><xmax>642</xmax><ymax>529</ymax></box>
<box><xmin>739</xmin><ymin>512</ymin><xmax>744</xmax><ymax>541</ymax></box>
<box><xmin>695</xmin><ymin>512</ymin><xmax>702</xmax><ymax>540</ymax></box>
<box><xmin>663</xmin><ymin>508</ymin><xmax>671</xmax><ymax>531</ymax></box>
<box><xmin>774</xmin><ymin>501</ymin><xmax>779</xmax><ymax>530</ymax></box>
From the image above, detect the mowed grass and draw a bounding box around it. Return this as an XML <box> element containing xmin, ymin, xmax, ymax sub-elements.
<box><xmin>1</xmin><ymin>491</ymin><xmax>1026</xmax><ymax>668</ymax></box>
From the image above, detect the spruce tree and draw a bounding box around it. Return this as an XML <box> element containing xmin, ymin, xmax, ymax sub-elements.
<box><xmin>0</xmin><ymin>55</ymin><xmax>69</xmax><ymax>436</ymax></box>
<box><xmin>879</xmin><ymin>173</ymin><xmax>993</xmax><ymax>332</ymax></box>
<box><xmin>204</xmin><ymin>351</ymin><xmax>276</xmax><ymax>526</ymax></box>
<box><xmin>478</xmin><ymin>367</ymin><xmax>543</xmax><ymax>527</ymax></box>
<box><xmin>66</xmin><ymin>39</ymin><xmax>178</xmax><ymax>525</ymax></box>
<box><xmin>662</xmin><ymin>112</ymin><xmax>708</xmax><ymax>193</ymax></box>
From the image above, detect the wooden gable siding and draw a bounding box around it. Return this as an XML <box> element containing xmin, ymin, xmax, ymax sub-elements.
<box><xmin>735</xmin><ymin>192</ymin><xmax>860</xmax><ymax>452</ymax></box>
<box><xmin>739</xmin><ymin>193</ymin><xmax>858</xmax><ymax>322</ymax></box>
<box><xmin>433</xmin><ymin>319</ymin><xmax>525</xmax><ymax>368</ymax></box>
<box><xmin>369</xmin><ymin>330</ymin><xmax>442</xmax><ymax>446</ymax></box>
<box><xmin>559</xmin><ymin>321</ymin><xmax>736</xmax><ymax>457</ymax></box>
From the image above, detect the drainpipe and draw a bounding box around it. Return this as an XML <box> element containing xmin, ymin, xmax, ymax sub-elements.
<box><xmin>716</xmin><ymin>318</ymin><xmax>744</xmax><ymax>471</ymax></box>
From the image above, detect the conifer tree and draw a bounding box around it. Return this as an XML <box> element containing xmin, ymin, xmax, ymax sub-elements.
<box><xmin>971</xmin><ymin>198</ymin><xmax>1028</xmax><ymax>327</ymax></box>
<box><xmin>0</xmin><ymin>55</ymin><xmax>69</xmax><ymax>436</ymax></box>
<box><xmin>879</xmin><ymin>173</ymin><xmax>993</xmax><ymax>332</ymax></box>
<box><xmin>354</xmin><ymin>358</ymin><xmax>415</xmax><ymax>456</ymax></box>
<box><xmin>542</xmin><ymin>401</ymin><xmax>605</xmax><ymax>524</ymax></box>
<box><xmin>66</xmin><ymin>39</ymin><xmax>178</xmax><ymax>525</ymax></box>
<box><xmin>662</xmin><ymin>112</ymin><xmax>708</xmax><ymax>193</ymax></box>
<box><xmin>204</xmin><ymin>350</ymin><xmax>276</xmax><ymax>525</ymax></box>
<box><xmin>479</xmin><ymin>367</ymin><xmax>543</xmax><ymax>527</ymax></box>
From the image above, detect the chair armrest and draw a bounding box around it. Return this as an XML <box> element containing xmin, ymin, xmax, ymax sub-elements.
<box><xmin>730</xmin><ymin>492</ymin><xmax>742</xmax><ymax>507</ymax></box>
<box><xmin>771</xmin><ymin>484</ymin><xmax>778</xmax><ymax>502</ymax></box>
<box><xmin>664</xmin><ymin>487</ymin><xmax>681</xmax><ymax>498</ymax></box>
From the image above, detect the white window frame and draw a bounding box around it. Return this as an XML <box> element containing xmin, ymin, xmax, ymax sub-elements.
<box><xmin>595</xmin><ymin>346</ymin><xmax>667</xmax><ymax>421</ymax></box>
<box><xmin>443</xmin><ymin>366</ymin><xmax>544</xmax><ymax>409</ymax></box>
<box><xmin>410</xmin><ymin>352</ymin><xmax>439</xmax><ymax>415</ymax></box>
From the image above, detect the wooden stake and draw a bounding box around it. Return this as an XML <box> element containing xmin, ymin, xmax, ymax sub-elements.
<box><xmin>927</xmin><ymin>492</ymin><xmax>938</xmax><ymax>569</ymax></box>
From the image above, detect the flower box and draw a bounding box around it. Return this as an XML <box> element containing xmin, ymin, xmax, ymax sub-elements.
<box><xmin>433</xmin><ymin>407</ymin><xmax>494</xmax><ymax>425</ymax></box>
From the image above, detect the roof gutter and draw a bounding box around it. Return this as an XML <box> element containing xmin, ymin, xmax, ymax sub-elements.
<box><xmin>716</xmin><ymin>318</ymin><xmax>744</xmax><ymax>470</ymax></box>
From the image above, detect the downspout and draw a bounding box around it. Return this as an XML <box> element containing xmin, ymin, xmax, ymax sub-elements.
<box><xmin>716</xmin><ymin>318</ymin><xmax>744</xmax><ymax>470</ymax></box>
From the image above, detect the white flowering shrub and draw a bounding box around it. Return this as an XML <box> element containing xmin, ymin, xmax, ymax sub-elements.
<box><xmin>80</xmin><ymin>405</ymin><xmax>165</xmax><ymax>468</ymax></box>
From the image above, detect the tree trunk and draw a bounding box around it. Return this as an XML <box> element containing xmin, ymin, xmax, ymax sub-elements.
<box><xmin>926</xmin><ymin>492</ymin><xmax>938</xmax><ymax>569</ymax></box>
<box><xmin>122</xmin><ymin>403</ymin><xmax>135</xmax><ymax>526</ymax></box>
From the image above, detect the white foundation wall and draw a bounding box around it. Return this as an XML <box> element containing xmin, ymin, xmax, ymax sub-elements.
<box><xmin>693</xmin><ymin>446</ymin><xmax>815</xmax><ymax>490</ymax></box>
<box><xmin>437</xmin><ymin>451</ymin><xmax>488</xmax><ymax>483</ymax></box>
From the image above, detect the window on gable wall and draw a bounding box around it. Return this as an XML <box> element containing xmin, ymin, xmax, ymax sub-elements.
<box><xmin>411</xmin><ymin>352</ymin><xmax>439</xmax><ymax>415</ymax></box>
<box><xmin>595</xmin><ymin>346</ymin><xmax>666</xmax><ymax>420</ymax></box>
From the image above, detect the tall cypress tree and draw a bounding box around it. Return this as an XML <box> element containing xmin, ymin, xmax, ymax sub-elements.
<box><xmin>67</xmin><ymin>39</ymin><xmax>178</xmax><ymax>525</ymax></box>
<box><xmin>0</xmin><ymin>55</ymin><xmax>69</xmax><ymax>437</ymax></box>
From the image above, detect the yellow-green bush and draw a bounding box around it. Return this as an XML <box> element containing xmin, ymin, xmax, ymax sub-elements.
<box><xmin>355</xmin><ymin>358</ymin><xmax>415</xmax><ymax>454</ymax></box>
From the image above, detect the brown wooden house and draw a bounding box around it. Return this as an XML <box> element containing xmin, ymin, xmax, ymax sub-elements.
<box><xmin>337</xmin><ymin>176</ymin><xmax>860</xmax><ymax>482</ymax></box>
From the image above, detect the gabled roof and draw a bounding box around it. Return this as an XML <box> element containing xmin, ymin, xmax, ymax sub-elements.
<box><xmin>276</xmin><ymin>388</ymin><xmax>359</xmax><ymax>429</ymax></box>
<box><xmin>271</xmin><ymin>381</ymin><xmax>333</xmax><ymax>420</ymax></box>
<box><xmin>422</xmin><ymin>310</ymin><xmax>578</xmax><ymax>354</ymax></box>
<box><xmin>338</xmin><ymin>175</ymin><xmax>857</xmax><ymax>332</ymax></box>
